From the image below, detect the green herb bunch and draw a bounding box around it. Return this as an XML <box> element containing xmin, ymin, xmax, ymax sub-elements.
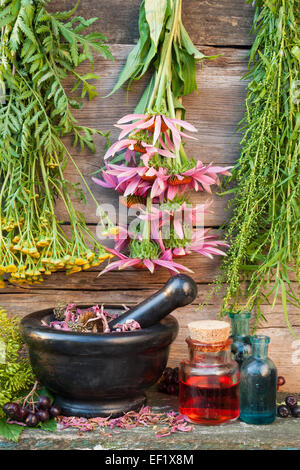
<box><xmin>217</xmin><ymin>0</ymin><xmax>300</xmax><ymax>329</ymax></box>
<box><xmin>110</xmin><ymin>0</ymin><xmax>216</xmax><ymax>114</ymax></box>
<box><xmin>0</xmin><ymin>308</ymin><xmax>35</xmax><ymax>417</ymax></box>
<box><xmin>95</xmin><ymin>0</ymin><xmax>230</xmax><ymax>275</ymax></box>
<box><xmin>0</xmin><ymin>0</ymin><xmax>114</xmax><ymax>288</ymax></box>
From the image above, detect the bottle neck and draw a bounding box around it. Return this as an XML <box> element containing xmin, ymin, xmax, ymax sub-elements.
<box><xmin>189</xmin><ymin>348</ymin><xmax>232</xmax><ymax>364</ymax></box>
<box><xmin>251</xmin><ymin>335</ymin><xmax>270</xmax><ymax>359</ymax></box>
<box><xmin>186</xmin><ymin>337</ymin><xmax>233</xmax><ymax>364</ymax></box>
<box><xmin>229</xmin><ymin>312</ymin><xmax>251</xmax><ymax>337</ymax></box>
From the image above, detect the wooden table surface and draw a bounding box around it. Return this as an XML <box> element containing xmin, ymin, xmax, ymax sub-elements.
<box><xmin>1</xmin><ymin>390</ymin><xmax>299</xmax><ymax>450</ymax></box>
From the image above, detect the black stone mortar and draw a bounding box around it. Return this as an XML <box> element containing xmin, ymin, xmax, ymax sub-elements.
<box><xmin>20</xmin><ymin>275</ymin><xmax>197</xmax><ymax>417</ymax></box>
<box><xmin>20</xmin><ymin>307</ymin><xmax>178</xmax><ymax>418</ymax></box>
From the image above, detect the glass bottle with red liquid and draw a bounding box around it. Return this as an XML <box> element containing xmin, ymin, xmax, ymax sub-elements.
<box><xmin>179</xmin><ymin>320</ymin><xmax>240</xmax><ymax>425</ymax></box>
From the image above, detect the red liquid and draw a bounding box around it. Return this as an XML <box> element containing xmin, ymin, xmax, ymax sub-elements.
<box><xmin>179</xmin><ymin>375</ymin><xmax>240</xmax><ymax>425</ymax></box>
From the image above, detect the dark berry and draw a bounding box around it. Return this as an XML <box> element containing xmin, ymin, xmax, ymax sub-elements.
<box><xmin>167</xmin><ymin>384</ymin><xmax>175</xmax><ymax>394</ymax></box>
<box><xmin>291</xmin><ymin>405</ymin><xmax>300</xmax><ymax>418</ymax></box>
<box><xmin>173</xmin><ymin>369</ymin><xmax>179</xmax><ymax>383</ymax></box>
<box><xmin>19</xmin><ymin>407</ymin><xmax>30</xmax><ymax>421</ymax></box>
<box><xmin>49</xmin><ymin>405</ymin><xmax>61</xmax><ymax>417</ymax></box>
<box><xmin>277</xmin><ymin>376</ymin><xmax>285</xmax><ymax>387</ymax></box>
<box><xmin>285</xmin><ymin>395</ymin><xmax>298</xmax><ymax>409</ymax></box>
<box><xmin>3</xmin><ymin>402</ymin><xmax>20</xmax><ymax>418</ymax></box>
<box><xmin>3</xmin><ymin>403</ymin><xmax>15</xmax><ymax>416</ymax></box>
<box><xmin>25</xmin><ymin>413</ymin><xmax>39</xmax><ymax>427</ymax></box>
<box><xmin>37</xmin><ymin>409</ymin><xmax>50</xmax><ymax>422</ymax></box>
<box><xmin>37</xmin><ymin>395</ymin><xmax>51</xmax><ymax>410</ymax></box>
<box><xmin>277</xmin><ymin>405</ymin><xmax>290</xmax><ymax>418</ymax></box>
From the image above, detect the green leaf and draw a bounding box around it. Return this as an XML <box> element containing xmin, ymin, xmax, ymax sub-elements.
<box><xmin>280</xmin><ymin>279</ymin><xmax>297</xmax><ymax>338</ymax></box>
<box><xmin>38</xmin><ymin>418</ymin><xmax>57</xmax><ymax>433</ymax></box>
<box><xmin>135</xmin><ymin>75</ymin><xmax>155</xmax><ymax>114</ymax></box>
<box><xmin>145</xmin><ymin>0</ymin><xmax>167</xmax><ymax>47</ymax></box>
<box><xmin>0</xmin><ymin>419</ymin><xmax>24</xmax><ymax>442</ymax></box>
<box><xmin>291</xmin><ymin>46</ymin><xmax>300</xmax><ymax>61</ymax></box>
<box><xmin>106</xmin><ymin>40</ymin><xmax>143</xmax><ymax>96</ymax></box>
<box><xmin>53</xmin><ymin>1</ymin><xmax>80</xmax><ymax>21</ymax></box>
<box><xmin>0</xmin><ymin>15</ymin><xmax>15</xmax><ymax>28</ymax></box>
<box><xmin>106</xmin><ymin>0</ymin><xmax>153</xmax><ymax>96</ymax></box>
<box><xmin>179</xmin><ymin>23</ymin><xmax>220</xmax><ymax>61</ymax></box>
<box><xmin>175</xmin><ymin>45</ymin><xmax>197</xmax><ymax>96</ymax></box>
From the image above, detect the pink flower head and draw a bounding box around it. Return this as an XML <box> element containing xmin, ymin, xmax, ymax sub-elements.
<box><xmin>166</xmin><ymin>162</ymin><xmax>233</xmax><ymax>200</ymax></box>
<box><xmin>115</xmin><ymin>113</ymin><xmax>198</xmax><ymax>150</ymax></box>
<box><xmin>171</xmin><ymin>229</ymin><xmax>229</xmax><ymax>259</ymax></box>
<box><xmin>99</xmin><ymin>248</ymin><xmax>194</xmax><ymax>276</ymax></box>
<box><xmin>104</xmin><ymin>138</ymin><xmax>175</xmax><ymax>163</ymax></box>
<box><xmin>92</xmin><ymin>164</ymin><xmax>151</xmax><ymax>198</ymax></box>
<box><xmin>138</xmin><ymin>201</ymin><xmax>212</xmax><ymax>246</ymax></box>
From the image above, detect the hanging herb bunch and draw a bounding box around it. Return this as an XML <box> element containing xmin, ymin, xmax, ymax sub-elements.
<box><xmin>0</xmin><ymin>0</ymin><xmax>114</xmax><ymax>288</ymax></box>
<box><xmin>216</xmin><ymin>0</ymin><xmax>300</xmax><ymax>327</ymax></box>
<box><xmin>94</xmin><ymin>0</ymin><xmax>232</xmax><ymax>275</ymax></box>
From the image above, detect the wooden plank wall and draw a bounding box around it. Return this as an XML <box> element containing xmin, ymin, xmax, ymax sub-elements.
<box><xmin>1</xmin><ymin>0</ymin><xmax>299</xmax><ymax>390</ymax></box>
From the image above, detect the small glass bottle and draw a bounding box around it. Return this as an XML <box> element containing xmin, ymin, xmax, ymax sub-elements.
<box><xmin>228</xmin><ymin>311</ymin><xmax>252</xmax><ymax>367</ymax></box>
<box><xmin>179</xmin><ymin>323</ymin><xmax>240</xmax><ymax>425</ymax></box>
<box><xmin>240</xmin><ymin>335</ymin><xmax>277</xmax><ymax>425</ymax></box>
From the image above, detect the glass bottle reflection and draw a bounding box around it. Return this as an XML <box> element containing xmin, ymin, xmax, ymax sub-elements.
<box><xmin>228</xmin><ymin>311</ymin><xmax>252</xmax><ymax>367</ymax></box>
<box><xmin>240</xmin><ymin>335</ymin><xmax>277</xmax><ymax>425</ymax></box>
<box><xmin>179</xmin><ymin>337</ymin><xmax>240</xmax><ymax>425</ymax></box>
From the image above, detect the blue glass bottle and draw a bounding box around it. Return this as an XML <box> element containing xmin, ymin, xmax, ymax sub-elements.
<box><xmin>240</xmin><ymin>335</ymin><xmax>277</xmax><ymax>424</ymax></box>
<box><xmin>228</xmin><ymin>311</ymin><xmax>252</xmax><ymax>367</ymax></box>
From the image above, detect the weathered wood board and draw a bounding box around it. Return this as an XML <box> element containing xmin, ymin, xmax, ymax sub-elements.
<box><xmin>47</xmin><ymin>0</ymin><xmax>255</xmax><ymax>46</ymax></box>
<box><xmin>1</xmin><ymin>0</ymin><xmax>299</xmax><ymax>391</ymax></box>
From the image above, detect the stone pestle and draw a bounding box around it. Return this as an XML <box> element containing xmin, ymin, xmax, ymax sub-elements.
<box><xmin>109</xmin><ymin>274</ymin><xmax>198</xmax><ymax>329</ymax></box>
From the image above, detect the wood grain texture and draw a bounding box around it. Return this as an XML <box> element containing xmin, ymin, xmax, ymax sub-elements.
<box><xmin>46</xmin><ymin>0</ymin><xmax>254</xmax><ymax>46</ymax></box>
<box><xmin>62</xmin><ymin>45</ymin><xmax>248</xmax><ymax>166</ymax></box>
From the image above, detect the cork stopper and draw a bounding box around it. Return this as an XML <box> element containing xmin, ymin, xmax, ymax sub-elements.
<box><xmin>188</xmin><ymin>320</ymin><xmax>230</xmax><ymax>344</ymax></box>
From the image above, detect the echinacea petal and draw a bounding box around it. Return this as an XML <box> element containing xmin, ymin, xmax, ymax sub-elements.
<box><xmin>154</xmin><ymin>259</ymin><xmax>193</xmax><ymax>274</ymax></box>
<box><xmin>117</xmin><ymin>114</ymin><xmax>148</xmax><ymax>124</ymax></box>
<box><xmin>104</xmin><ymin>139</ymin><xmax>135</xmax><ymax>159</ymax></box>
<box><xmin>136</xmin><ymin>115</ymin><xmax>155</xmax><ymax>130</ymax></box>
<box><xmin>161</xmin><ymin>249</ymin><xmax>173</xmax><ymax>261</ymax></box>
<box><xmin>178</xmin><ymin>130</ymin><xmax>198</xmax><ymax>141</ymax></box>
<box><xmin>168</xmin><ymin>118</ymin><xmax>197</xmax><ymax>133</ymax></box>
<box><xmin>119</xmin><ymin>259</ymin><xmax>142</xmax><ymax>270</ymax></box>
<box><xmin>153</xmin><ymin>259</ymin><xmax>180</xmax><ymax>274</ymax></box>
<box><xmin>173</xmin><ymin>247</ymin><xmax>187</xmax><ymax>257</ymax></box>
<box><xmin>162</xmin><ymin>132</ymin><xmax>175</xmax><ymax>151</ymax></box>
<box><xmin>153</xmin><ymin>115</ymin><xmax>161</xmax><ymax>145</ymax></box>
<box><xmin>142</xmin><ymin>259</ymin><xmax>155</xmax><ymax>273</ymax></box>
<box><xmin>116</xmin><ymin>121</ymin><xmax>145</xmax><ymax>139</ymax></box>
<box><xmin>99</xmin><ymin>260</ymin><xmax>130</xmax><ymax>275</ymax></box>
<box><xmin>162</xmin><ymin>116</ymin><xmax>181</xmax><ymax>148</ymax></box>
<box><xmin>105</xmin><ymin>248</ymin><xmax>128</xmax><ymax>260</ymax></box>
